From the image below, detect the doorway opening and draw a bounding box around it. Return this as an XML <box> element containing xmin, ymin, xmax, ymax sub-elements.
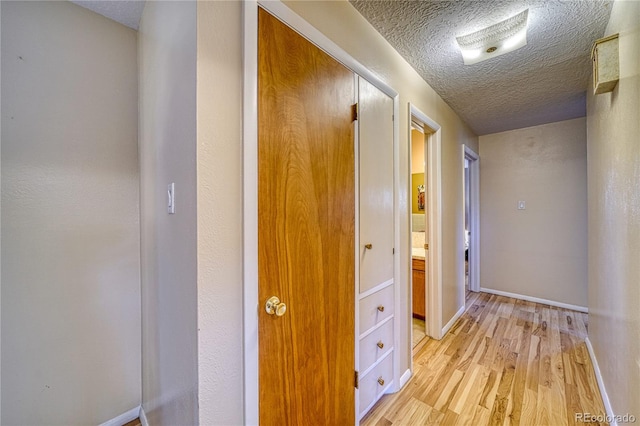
<box><xmin>410</xmin><ymin>122</ymin><xmax>428</xmax><ymax>351</ymax></box>
<box><xmin>408</xmin><ymin>104</ymin><xmax>443</xmax><ymax>363</ymax></box>
<box><xmin>463</xmin><ymin>145</ymin><xmax>480</xmax><ymax>300</ymax></box>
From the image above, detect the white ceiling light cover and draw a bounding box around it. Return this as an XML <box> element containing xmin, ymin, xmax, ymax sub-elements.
<box><xmin>456</xmin><ymin>9</ymin><xmax>529</xmax><ymax>65</ymax></box>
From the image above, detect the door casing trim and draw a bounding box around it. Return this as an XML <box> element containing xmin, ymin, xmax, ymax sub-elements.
<box><xmin>243</xmin><ymin>2</ymin><xmax>400</xmax><ymax>423</ymax></box>
<box><xmin>408</xmin><ymin>104</ymin><xmax>443</xmax><ymax>341</ymax></box>
<box><xmin>463</xmin><ymin>145</ymin><xmax>480</xmax><ymax>294</ymax></box>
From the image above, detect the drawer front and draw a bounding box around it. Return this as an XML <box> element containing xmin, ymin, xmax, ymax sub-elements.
<box><xmin>359</xmin><ymin>319</ymin><xmax>394</xmax><ymax>373</ymax></box>
<box><xmin>358</xmin><ymin>352</ymin><xmax>394</xmax><ymax>418</ymax></box>
<box><xmin>412</xmin><ymin>257</ymin><xmax>425</xmax><ymax>271</ymax></box>
<box><xmin>359</xmin><ymin>285</ymin><xmax>394</xmax><ymax>333</ymax></box>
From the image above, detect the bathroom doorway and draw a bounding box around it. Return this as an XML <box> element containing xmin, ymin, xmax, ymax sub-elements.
<box><xmin>408</xmin><ymin>104</ymin><xmax>443</xmax><ymax>365</ymax></box>
<box><xmin>410</xmin><ymin>122</ymin><xmax>428</xmax><ymax>351</ymax></box>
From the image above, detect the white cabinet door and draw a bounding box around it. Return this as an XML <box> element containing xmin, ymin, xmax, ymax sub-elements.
<box><xmin>358</xmin><ymin>77</ymin><xmax>394</xmax><ymax>293</ymax></box>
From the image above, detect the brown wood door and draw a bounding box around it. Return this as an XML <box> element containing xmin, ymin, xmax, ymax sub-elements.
<box><xmin>258</xmin><ymin>8</ymin><xmax>356</xmax><ymax>425</ymax></box>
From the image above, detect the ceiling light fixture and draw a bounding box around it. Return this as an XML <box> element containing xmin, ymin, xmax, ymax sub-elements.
<box><xmin>456</xmin><ymin>9</ymin><xmax>529</xmax><ymax>65</ymax></box>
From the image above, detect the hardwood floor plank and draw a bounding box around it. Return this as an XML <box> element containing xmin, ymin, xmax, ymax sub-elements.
<box><xmin>564</xmin><ymin>382</ymin><xmax>582</xmax><ymax>426</ymax></box>
<box><xmin>520</xmin><ymin>387</ymin><xmax>539</xmax><ymax>426</ymax></box>
<box><xmin>526</xmin><ymin>334</ymin><xmax>541</xmax><ymax>393</ymax></box>
<box><xmin>480</xmin><ymin>317</ymin><xmax>508</xmax><ymax>368</ymax></box>
<box><xmin>472</xmin><ymin>406</ymin><xmax>491</xmax><ymax>425</ymax></box>
<box><xmin>455</xmin><ymin>365</ymin><xmax>491</xmax><ymax>424</ymax></box>
<box><xmin>441</xmin><ymin>409</ymin><xmax>459</xmax><ymax>425</ymax></box>
<box><xmin>488</xmin><ymin>351</ymin><xmax>517</xmax><ymax>425</ymax></box>
<box><xmin>509</xmin><ymin>310</ymin><xmax>533</xmax><ymax>425</ymax></box>
<box><xmin>449</xmin><ymin>364</ymin><xmax>481</xmax><ymax>414</ymax></box>
<box><xmin>360</xmin><ymin>293</ymin><xmax>608</xmax><ymax>426</ymax></box>
<box><xmin>433</xmin><ymin>369</ymin><xmax>464</xmax><ymax>412</ymax></box>
<box><xmin>478</xmin><ymin>368</ymin><xmax>502</xmax><ymax>411</ymax></box>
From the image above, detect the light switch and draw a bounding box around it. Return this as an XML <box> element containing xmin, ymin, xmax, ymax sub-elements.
<box><xmin>168</xmin><ymin>183</ymin><xmax>175</xmax><ymax>214</ymax></box>
<box><xmin>517</xmin><ymin>200</ymin><xmax>526</xmax><ymax>210</ymax></box>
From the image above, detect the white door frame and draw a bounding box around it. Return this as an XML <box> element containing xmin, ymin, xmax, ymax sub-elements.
<box><xmin>408</xmin><ymin>104</ymin><xmax>443</xmax><ymax>341</ymax></box>
<box><xmin>243</xmin><ymin>2</ymin><xmax>400</xmax><ymax>423</ymax></box>
<box><xmin>462</xmin><ymin>145</ymin><xmax>480</xmax><ymax>293</ymax></box>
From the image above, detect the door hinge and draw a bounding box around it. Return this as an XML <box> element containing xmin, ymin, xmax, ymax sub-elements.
<box><xmin>354</xmin><ymin>370</ymin><xmax>359</xmax><ymax>389</ymax></box>
<box><xmin>392</xmin><ymin>247</ymin><xmax>395</xmax><ymax>254</ymax></box>
<box><xmin>424</xmin><ymin>243</ymin><xmax>429</xmax><ymax>250</ymax></box>
<box><xmin>351</xmin><ymin>103</ymin><xmax>358</xmax><ymax>122</ymax></box>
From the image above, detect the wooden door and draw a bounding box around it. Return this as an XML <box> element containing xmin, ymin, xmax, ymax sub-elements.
<box><xmin>358</xmin><ymin>78</ymin><xmax>394</xmax><ymax>293</ymax></box>
<box><xmin>258</xmin><ymin>8</ymin><xmax>355</xmax><ymax>425</ymax></box>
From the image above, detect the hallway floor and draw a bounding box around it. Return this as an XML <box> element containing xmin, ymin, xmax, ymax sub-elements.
<box><xmin>413</xmin><ymin>318</ymin><xmax>427</xmax><ymax>348</ymax></box>
<box><xmin>362</xmin><ymin>292</ymin><xmax>607</xmax><ymax>425</ymax></box>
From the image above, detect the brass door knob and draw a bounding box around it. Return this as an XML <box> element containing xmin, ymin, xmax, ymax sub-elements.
<box><xmin>377</xmin><ymin>305</ymin><xmax>385</xmax><ymax>312</ymax></box>
<box><xmin>365</xmin><ymin>243</ymin><xmax>373</xmax><ymax>249</ymax></box>
<box><xmin>377</xmin><ymin>341</ymin><xmax>384</xmax><ymax>349</ymax></box>
<box><xmin>265</xmin><ymin>296</ymin><xmax>287</xmax><ymax>317</ymax></box>
<box><xmin>377</xmin><ymin>377</ymin><xmax>385</xmax><ymax>386</ymax></box>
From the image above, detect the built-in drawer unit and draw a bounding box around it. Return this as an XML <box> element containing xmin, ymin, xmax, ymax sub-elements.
<box><xmin>358</xmin><ymin>351</ymin><xmax>394</xmax><ymax>419</ymax></box>
<box><xmin>359</xmin><ymin>318</ymin><xmax>393</xmax><ymax>374</ymax></box>
<box><xmin>359</xmin><ymin>284</ymin><xmax>394</xmax><ymax>334</ymax></box>
<box><xmin>356</xmin><ymin>76</ymin><xmax>396</xmax><ymax>421</ymax></box>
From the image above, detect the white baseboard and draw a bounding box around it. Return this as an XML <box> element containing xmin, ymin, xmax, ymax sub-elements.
<box><xmin>399</xmin><ymin>368</ymin><xmax>412</xmax><ymax>390</ymax></box>
<box><xmin>441</xmin><ymin>304</ymin><xmax>465</xmax><ymax>337</ymax></box>
<box><xmin>139</xmin><ymin>405</ymin><xmax>149</xmax><ymax>426</ymax></box>
<box><xmin>99</xmin><ymin>406</ymin><xmax>140</xmax><ymax>426</ymax></box>
<box><xmin>480</xmin><ymin>287</ymin><xmax>588</xmax><ymax>313</ymax></box>
<box><xmin>585</xmin><ymin>337</ymin><xmax>617</xmax><ymax>426</ymax></box>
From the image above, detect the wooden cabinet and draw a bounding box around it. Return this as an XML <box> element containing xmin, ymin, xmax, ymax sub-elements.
<box><xmin>356</xmin><ymin>76</ymin><xmax>395</xmax><ymax>420</ymax></box>
<box><xmin>358</xmin><ymin>80</ymin><xmax>394</xmax><ymax>294</ymax></box>
<box><xmin>412</xmin><ymin>258</ymin><xmax>425</xmax><ymax>320</ymax></box>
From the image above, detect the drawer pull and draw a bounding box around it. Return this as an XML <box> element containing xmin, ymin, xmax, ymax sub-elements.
<box><xmin>377</xmin><ymin>341</ymin><xmax>384</xmax><ymax>349</ymax></box>
<box><xmin>377</xmin><ymin>305</ymin><xmax>385</xmax><ymax>312</ymax></box>
<box><xmin>365</xmin><ymin>243</ymin><xmax>373</xmax><ymax>250</ymax></box>
<box><xmin>377</xmin><ymin>377</ymin><xmax>385</xmax><ymax>386</ymax></box>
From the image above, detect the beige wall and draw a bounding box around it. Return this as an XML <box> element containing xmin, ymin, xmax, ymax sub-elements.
<box><xmin>138</xmin><ymin>1</ymin><xmax>198</xmax><ymax>423</ymax></box>
<box><xmin>411</xmin><ymin>128</ymin><xmax>425</xmax><ymax>173</ymax></box>
<box><xmin>479</xmin><ymin>118</ymin><xmax>588</xmax><ymax>307</ymax></box>
<box><xmin>411</xmin><ymin>129</ymin><xmax>425</xmax><ymax>214</ymax></box>
<box><xmin>586</xmin><ymin>0</ymin><xmax>640</xmax><ymax>419</ymax></box>
<box><xmin>196</xmin><ymin>2</ymin><xmax>244</xmax><ymax>424</ymax></box>
<box><xmin>1</xmin><ymin>2</ymin><xmax>140</xmax><ymax>424</ymax></box>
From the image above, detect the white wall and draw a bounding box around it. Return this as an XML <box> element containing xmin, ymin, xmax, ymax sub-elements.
<box><xmin>586</xmin><ymin>0</ymin><xmax>640</xmax><ymax>419</ymax></box>
<box><xmin>1</xmin><ymin>2</ymin><xmax>140</xmax><ymax>424</ymax></box>
<box><xmin>196</xmin><ymin>2</ymin><xmax>244</xmax><ymax>424</ymax></box>
<box><xmin>479</xmin><ymin>118</ymin><xmax>588</xmax><ymax>308</ymax></box>
<box><xmin>138</xmin><ymin>1</ymin><xmax>198</xmax><ymax>424</ymax></box>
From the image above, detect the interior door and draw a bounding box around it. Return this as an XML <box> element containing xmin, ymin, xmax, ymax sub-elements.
<box><xmin>258</xmin><ymin>8</ymin><xmax>356</xmax><ymax>425</ymax></box>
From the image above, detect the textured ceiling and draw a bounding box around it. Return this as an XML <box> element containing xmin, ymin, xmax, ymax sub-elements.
<box><xmin>349</xmin><ymin>0</ymin><xmax>612</xmax><ymax>135</ymax></box>
<box><xmin>71</xmin><ymin>0</ymin><xmax>145</xmax><ymax>30</ymax></box>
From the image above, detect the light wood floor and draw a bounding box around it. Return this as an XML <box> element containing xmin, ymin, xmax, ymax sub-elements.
<box><xmin>413</xmin><ymin>318</ymin><xmax>427</xmax><ymax>348</ymax></box>
<box><xmin>362</xmin><ymin>292</ymin><xmax>608</xmax><ymax>426</ymax></box>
